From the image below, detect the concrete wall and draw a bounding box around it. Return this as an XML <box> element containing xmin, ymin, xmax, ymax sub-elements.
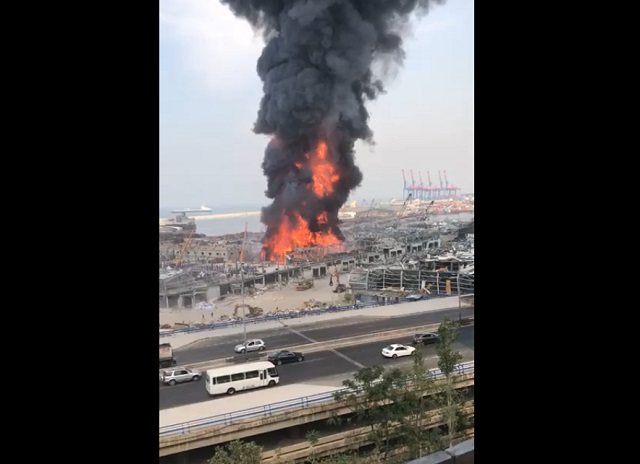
<box><xmin>206</xmin><ymin>286</ymin><xmax>220</xmax><ymax>301</ymax></box>
<box><xmin>406</xmin><ymin>438</ymin><xmax>474</xmax><ymax>464</ymax></box>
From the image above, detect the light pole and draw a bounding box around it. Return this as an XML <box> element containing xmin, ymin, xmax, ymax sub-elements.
<box><xmin>241</xmin><ymin>265</ymin><xmax>247</xmax><ymax>343</ymax></box>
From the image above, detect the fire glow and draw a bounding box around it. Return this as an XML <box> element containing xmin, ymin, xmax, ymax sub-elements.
<box><xmin>262</xmin><ymin>141</ymin><xmax>342</xmax><ymax>262</ymax></box>
<box><xmin>222</xmin><ymin>0</ymin><xmax>434</xmax><ymax>269</ymax></box>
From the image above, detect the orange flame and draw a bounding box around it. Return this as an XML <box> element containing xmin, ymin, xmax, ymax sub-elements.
<box><xmin>262</xmin><ymin>140</ymin><xmax>343</xmax><ymax>263</ymax></box>
<box><xmin>309</xmin><ymin>141</ymin><xmax>339</xmax><ymax>197</ymax></box>
<box><xmin>264</xmin><ymin>210</ymin><xmax>341</xmax><ymax>262</ymax></box>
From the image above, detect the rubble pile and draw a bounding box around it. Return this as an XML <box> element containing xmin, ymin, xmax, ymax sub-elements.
<box><xmin>195</xmin><ymin>301</ymin><xmax>214</xmax><ymax>311</ymax></box>
<box><xmin>303</xmin><ymin>299</ymin><xmax>327</xmax><ymax>309</ymax></box>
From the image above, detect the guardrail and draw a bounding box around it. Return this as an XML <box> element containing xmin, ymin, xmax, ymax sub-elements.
<box><xmin>159</xmin><ymin>292</ymin><xmax>474</xmax><ymax>338</ymax></box>
<box><xmin>159</xmin><ymin>360</ymin><xmax>475</xmax><ymax>437</ymax></box>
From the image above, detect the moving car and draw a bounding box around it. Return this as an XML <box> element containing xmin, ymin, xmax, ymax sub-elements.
<box><xmin>268</xmin><ymin>350</ymin><xmax>305</xmax><ymax>365</ymax></box>
<box><xmin>412</xmin><ymin>332</ymin><xmax>439</xmax><ymax>346</ymax></box>
<box><xmin>234</xmin><ymin>338</ymin><xmax>266</xmax><ymax>354</ymax></box>
<box><xmin>381</xmin><ymin>344</ymin><xmax>416</xmax><ymax>359</ymax></box>
<box><xmin>160</xmin><ymin>366</ymin><xmax>202</xmax><ymax>386</ymax></box>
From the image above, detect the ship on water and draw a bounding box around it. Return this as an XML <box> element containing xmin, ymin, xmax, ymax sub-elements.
<box><xmin>170</xmin><ymin>205</ymin><xmax>212</xmax><ymax>214</ymax></box>
<box><xmin>159</xmin><ymin>205</ymin><xmax>212</xmax><ymax>236</ymax></box>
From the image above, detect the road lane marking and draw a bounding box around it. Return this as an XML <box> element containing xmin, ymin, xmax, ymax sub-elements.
<box><xmin>329</xmin><ymin>349</ymin><xmax>365</xmax><ymax>368</ymax></box>
<box><xmin>282</xmin><ymin>324</ymin><xmax>318</xmax><ymax>343</ymax></box>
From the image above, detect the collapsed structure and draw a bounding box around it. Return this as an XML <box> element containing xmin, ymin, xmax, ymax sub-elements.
<box><xmin>159</xmin><ymin>200</ymin><xmax>474</xmax><ymax>312</ymax></box>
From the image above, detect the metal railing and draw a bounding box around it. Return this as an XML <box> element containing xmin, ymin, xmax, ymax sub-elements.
<box><xmin>159</xmin><ymin>361</ymin><xmax>474</xmax><ymax>437</ymax></box>
<box><xmin>159</xmin><ymin>293</ymin><xmax>473</xmax><ymax>338</ymax></box>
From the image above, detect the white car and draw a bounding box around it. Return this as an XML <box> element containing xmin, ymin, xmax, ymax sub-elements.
<box><xmin>381</xmin><ymin>344</ymin><xmax>417</xmax><ymax>359</ymax></box>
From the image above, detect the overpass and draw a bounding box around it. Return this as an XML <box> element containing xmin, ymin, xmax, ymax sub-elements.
<box><xmin>159</xmin><ymin>361</ymin><xmax>474</xmax><ymax>462</ymax></box>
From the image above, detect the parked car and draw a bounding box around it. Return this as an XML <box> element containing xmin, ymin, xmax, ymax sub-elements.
<box><xmin>268</xmin><ymin>350</ymin><xmax>304</xmax><ymax>365</ymax></box>
<box><xmin>160</xmin><ymin>366</ymin><xmax>201</xmax><ymax>386</ymax></box>
<box><xmin>234</xmin><ymin>338</ymin><xmax>266</xmax><ymax>354</ymax></box>
<box><xmin>381</xmin><ymin>344</ymin><xmax>416</xmax><ymax>359</ymax></box>
<box><xmin>412</xmin><ymin>332</ymin><xmax>439</xmax><ymax>346</ymax></box>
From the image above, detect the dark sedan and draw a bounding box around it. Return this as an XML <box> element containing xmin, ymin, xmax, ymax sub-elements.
<box><xmin>268</xmin><ymin>350</ymin><xmax>305</xmax><ymax>365</ymax></box>
<box><xmin>412</xmin><ymin>332</ymin><xmax>439</xmax><ymax>345</ymax></box>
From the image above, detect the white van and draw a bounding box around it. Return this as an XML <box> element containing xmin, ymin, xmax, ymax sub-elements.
<box><xmin>204</xmin><ymin>361</ymin><xmax>280</xmax><ymax>396</ymax></box>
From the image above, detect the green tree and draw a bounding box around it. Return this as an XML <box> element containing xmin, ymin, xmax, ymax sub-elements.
<box><xmin>436</xmin><ymin>317</ymin><xmax>464</xmax><ymax>447</ymax></box>
<box><xmin>395</xmin><ymin>346</ymin><xmax>444</xmax><ymax>459</ymax></box>
<box><xmin>306</xmin><ymin>429</ymin><xmax>322</xmax><ymax>464</ymax></box>
<box><xmin>333</xmin><ymin>365</ymin><xmax>406</xmax><ymax>460</ymax></box>
<box><xmin>207</xmin><ymin>440</ymin><xmax>262</xmax><ymax>464</ymax></box>
<box><xmin>316</xmin><ymin>452</ymin><xmax>377</xmax><ymax>464</ymax></box>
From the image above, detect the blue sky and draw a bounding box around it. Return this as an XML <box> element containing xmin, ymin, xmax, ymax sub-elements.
<box><xmin>160</xmin><ymin>0</ymin><xmax>474</xmax><ymax>208</ymax></box>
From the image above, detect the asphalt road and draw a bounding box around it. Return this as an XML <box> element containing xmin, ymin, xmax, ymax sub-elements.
<box><xmin>173</xmin><ymin>307</ymin><xmax>474</xmax><ymax>365</ymax></box>
<box><xmin>160</xmin><ymin>324</ymin><xmax>474</xmax><ymax>410</ymax></box>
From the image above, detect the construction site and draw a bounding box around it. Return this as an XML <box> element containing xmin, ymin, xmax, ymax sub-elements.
<box><xmin>159</xmin><ymin>172</ymin><xmax>473</xmax><ymax>329</ymax></box>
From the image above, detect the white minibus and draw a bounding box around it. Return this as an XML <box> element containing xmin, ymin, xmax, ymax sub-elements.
<box><xmin>204</xmin><ymin>361</ymin><xmax>280</xmax><ymax>396</ymax></box>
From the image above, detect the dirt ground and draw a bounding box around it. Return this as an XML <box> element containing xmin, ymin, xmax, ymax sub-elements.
<box><xmin>159</xmin><ymin>269</ymin><xmax>352</xmax><ymax>326</ymax></box>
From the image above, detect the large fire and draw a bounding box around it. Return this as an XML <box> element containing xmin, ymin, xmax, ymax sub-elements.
<box><xmin>309</xmin><ymin>141</ymin><xmax>339</xmax><ymax>197</ymax></box>
<box><xmin>262</xmin><ymin>141</ymin><xmax>343</xmax><ymax>262</ymax></box>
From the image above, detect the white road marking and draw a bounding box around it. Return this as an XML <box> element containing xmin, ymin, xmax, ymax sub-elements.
<box><xmin>283</xmin><ymin>325</ymin><xmax>318</xmax><ymax>343</ymax></box>
<box><xmin>281</xmin><ymin>323</ymin><xmax>364</xmax><ymax>368</ymax></box>
<box><xmin>329</xmin><ymin>348</ymin><xmax>365</xmax><ymax>369</ymax></box>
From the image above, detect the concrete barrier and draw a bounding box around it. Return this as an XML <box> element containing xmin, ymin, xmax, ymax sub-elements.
<box><xmin>185</xmin><ymin>321</ymin><xmax>474</xmax><ymax>371</ymax></box>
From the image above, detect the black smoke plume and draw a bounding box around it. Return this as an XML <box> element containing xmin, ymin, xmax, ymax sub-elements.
<box><xmin>220</xmin><ymin>0</ymin><xmax>445</xmax><ymax>259</ymax></box>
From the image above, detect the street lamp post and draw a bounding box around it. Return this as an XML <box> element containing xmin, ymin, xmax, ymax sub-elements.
<box><xmin>241</xmin><ymin>266</ymin><xmax>247</xmax><ymax>343</ymax></box>
<box><xmin>457</xmin><ymin>272</ymin><xmax>462</xmax><ymax>311</ymax></box>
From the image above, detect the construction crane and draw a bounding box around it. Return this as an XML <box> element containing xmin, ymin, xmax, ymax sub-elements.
<box><xmin>394</xmin><ymin>192</ymin><xmax>413</xmax><ymax>229</ymax></box>
<box><xmin>418</xmin><ymin>171</ymin><xmax>424</xmax><ymax>200</ymax></box>
<box><xmin>420</xmin><ymin>200</ymin><xmax>435</xmax><ymax>222</ymax></box>
<box><xmin>364</xmin><ymin>198</ymin><xmax>376</xmax><ymax>218</ymax></box>
<box><xmin>176</xmin><ymin>229</ymin><xmax>196</xmax><ymax>267</ymax></box>
<box><xmin>444</xmin><ymin>170</ymin><xmax>450</xmax><ymax>190</ymax></box>
<box><xmin>438</xmin><ymin>170</ymin><xmax>444</xmax><ymax>199</ymax></box>
<box><xmin>426</xmin><ymin>171</ymin><xmax>433</xmax><ymax>200</ymax></box>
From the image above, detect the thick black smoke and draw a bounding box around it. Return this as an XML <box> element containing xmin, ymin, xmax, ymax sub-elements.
<box><xmin>220</xmin><ymin>0</ymin><xmax>445</xmax><ymax>259</ymax></box>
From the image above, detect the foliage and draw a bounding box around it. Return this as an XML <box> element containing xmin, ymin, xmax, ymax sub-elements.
<box><xmin>333</xmin><ymin>364</ymin><xmax>406</xmax><ymax>458</ymax></box>
<box><xmin>436</xmin><ymin>317</ymin><xmax>464</xmax><ymax>446</ymax></box>
<box><xmin>306</xmin><ymin>429</ymin><xmax>322</xmax><ymax>464</ymax></box>
<box><xmin>315</xmin><ymin>451</ymin><xmax>383</xmax><ymax>464</ymax></box>
<box><xmin>207</xmin><ymin>440</ymin><xmax>262</xmax><ymax>464</ymax></box>
<box><xmin>306</xmin><ymin>429</ymin><xmax>321</xmax><ymax>446</ymax></box>
<box><xmin>395</xmin><ymin>346</ymin><xmax>444</xmax><ymax>459</ymax></box>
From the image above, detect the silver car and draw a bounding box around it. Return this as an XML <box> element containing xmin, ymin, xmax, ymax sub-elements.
<box><xmin>234</xmin><ymin>338</ymin><xmax>266</xmax><ymax>354</ymax></box>
<box><xmin>160</xmin><ymin>366</ymin><xmax>202</xmax><ymax>386</ymax></box>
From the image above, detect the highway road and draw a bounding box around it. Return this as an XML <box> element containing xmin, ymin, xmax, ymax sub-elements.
<box><xmin>173</xmin><ymin>306</ymin><xmax>474</xmax><ymax>365</ymax></box>
<box><xmin>160</xmin><ymin>324</ymin><xmax>474</xmax><ymax>410</ymax></box>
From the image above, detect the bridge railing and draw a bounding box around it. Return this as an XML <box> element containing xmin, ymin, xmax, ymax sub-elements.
<box><xmin>159</xmin><ymin>292</ymin><xmax>474</xmax><ymax>338</ymax></box>
<box><xmin>159</xmin><ymin>361</ymin><xmax>474</xmax><ymax>437</ymax></box>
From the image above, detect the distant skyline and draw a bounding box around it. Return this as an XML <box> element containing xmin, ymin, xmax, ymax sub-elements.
<box><xmin>160</xmin><ymin>0</ymin><xmax>474</xmax><ymax>208</ymax></box>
